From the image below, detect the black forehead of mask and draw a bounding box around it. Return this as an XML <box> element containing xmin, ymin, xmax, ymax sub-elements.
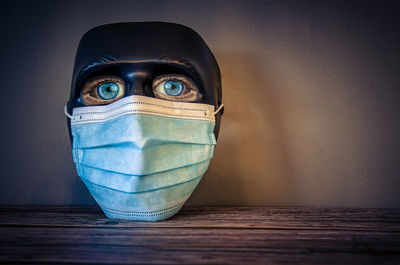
<box><xmin>69</xmin><ymin>22</ymin><xmax>221</xmax><ymax>108</ymax></box>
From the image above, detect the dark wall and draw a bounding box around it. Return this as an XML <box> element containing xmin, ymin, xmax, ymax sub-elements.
<box><xmin>0</xmin><ymin>0</ymin><xmax>399</xmax><ymax>207</ymax></box>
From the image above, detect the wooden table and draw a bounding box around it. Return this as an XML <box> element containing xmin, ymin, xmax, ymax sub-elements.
<box><xmin>0</xmin><ymin>206</ymin><xmax>399</xmax><ymax>264</ymax></box>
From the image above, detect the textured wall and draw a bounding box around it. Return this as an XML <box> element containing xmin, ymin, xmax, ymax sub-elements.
<box><xmin>0</xmin><ymin>0</ymin><xmax>399</xmax><ymax>207</ymax></box>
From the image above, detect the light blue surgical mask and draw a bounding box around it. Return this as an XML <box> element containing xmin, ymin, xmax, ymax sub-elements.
<box><xmin>65</xmin><ymin>95</ymin><xmax>223</xmax><ymax>221</ymax></box>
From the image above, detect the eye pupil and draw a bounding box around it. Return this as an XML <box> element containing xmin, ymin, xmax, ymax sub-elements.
<box><xmin>97</xmin><ymin>82</ymin><xmax>119</xmax><ymax>100</ymax></box>
<box><xmin>164</xmin><ymin>81</ymin><xmax>183</xmax><ymax>96</ymax></box>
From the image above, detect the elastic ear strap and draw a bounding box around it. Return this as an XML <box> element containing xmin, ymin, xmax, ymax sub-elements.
<box><xmin>214</xmin><ymin>103</ymin><xmax>224</xmax><ymax>115</ymax></box>
<box><xmin>64</xmin><ymin>105</ymin><xmax>73</xmax><ymax>119</ymax></box>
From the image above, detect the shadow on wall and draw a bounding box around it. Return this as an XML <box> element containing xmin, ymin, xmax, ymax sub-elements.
<box><xmin>187</xmin><ymin>51</ymin><xmax>297</xmax><ymax>206</ymax></box>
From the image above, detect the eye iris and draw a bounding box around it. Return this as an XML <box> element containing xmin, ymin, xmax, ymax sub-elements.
<box><xmin>164</xmin><ymin>81</ymin><xmax>183</xmax><ymax>96</ymax></box>
<box><xmin>97</xmin><ymin>82</ymin><xmax>119</xmax><ymax>100</ymax></box>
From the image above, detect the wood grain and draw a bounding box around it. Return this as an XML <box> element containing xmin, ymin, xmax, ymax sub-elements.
<box><xmin>0</xmin><ymin>206</ymin><xmax>399</xmax><ymax>264</ymax></box>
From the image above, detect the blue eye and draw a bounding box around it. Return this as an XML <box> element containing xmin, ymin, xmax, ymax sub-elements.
<box><xmin>97</xmin><ymin>82</ymin><xmax>119</xmax><ymax>100</ymax></box>
<box><xmin>164</xmin><ymin>81</ymin><xmax>183</xmax><ymax>96</ymax></box>
<box><xmin>153</xmin><ymin>75</ymin><xmax>199</xmax><ymax>102</ymax></box>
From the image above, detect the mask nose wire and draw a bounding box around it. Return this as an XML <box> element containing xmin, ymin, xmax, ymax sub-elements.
<box><xmin>65</xmin><ymin>102</ymin><xmax>224</xmax><ymax>118</ymax></box>
<box><xmin>64</xmin><ymin>105</ymin><xmax>73</xmax><ymax>119</ymax></box>
<box><xmin>213</xmin><ymin>103</ymin><xmax>224</xmax><ymax>116</ymax></box>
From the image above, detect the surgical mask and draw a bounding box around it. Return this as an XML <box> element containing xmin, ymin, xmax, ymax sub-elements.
<box><xmin>64</xmin><ymin>95</ymin><xmax>223</xmax><ymax>221</ymax></box>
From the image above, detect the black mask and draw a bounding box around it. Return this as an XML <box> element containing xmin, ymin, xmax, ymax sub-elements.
<box><xmin>67</xmin><ymin>22</ymin><xmax>223</xmax><ymax>140</ymax></box>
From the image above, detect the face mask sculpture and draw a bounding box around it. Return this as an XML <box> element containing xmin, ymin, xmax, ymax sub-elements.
<box><xmin>65</xmin><ymin>22</ymin><xmax>223</xmax><ymax>221</ymax></box>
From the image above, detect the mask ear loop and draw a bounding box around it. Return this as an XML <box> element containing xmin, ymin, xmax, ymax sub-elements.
<box><xmin>64</xmin><ymin>105</ymin><xmax>73</xmax><ymax>119</ymax></box>
<box><xmin>214</xmin><ymin>103</ymin><xmax>224</xmax><ymax>116</ymax></box>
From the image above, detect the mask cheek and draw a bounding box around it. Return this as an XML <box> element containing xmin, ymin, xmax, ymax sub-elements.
<box><xmin>78</xmin><ymin>160</ymin><xmax>211</xmax><ymax>193</ymax></box>
<box><xmin>76</xmin><ymin>154</ymin><xmax>212</xmax><ymax>221</ymax></box>
<box><xmin>82</xmin><ymin>175</ymin><xmax>203</xmax><ymax>221</ymax></box>
<box><xmin>76</xmin><ymin>143</ymin><xmax>214</xmax><ymax>175</ymax></box>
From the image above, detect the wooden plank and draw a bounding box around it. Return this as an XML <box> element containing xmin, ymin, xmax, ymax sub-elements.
<box><xmin>0</xmin><ymin>206</ymin><xmax>399</xmax><ymax>230</ymax></box>
<box><xmin>0</xmin><ymin>207</ymin><xmax>399</xmax><ymax>264</ymax></box>
<box><xmin>0</xmin><ymin>227</ymin><xmax>399</xmax><ymax>264</ymax></box>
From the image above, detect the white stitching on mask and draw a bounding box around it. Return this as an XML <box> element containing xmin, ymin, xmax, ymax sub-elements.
<box><xmin>71</xmin><ymin>110</ymin><xmax>215</xmax><ymax>125</ymax></box>
<box><xmin>102</xmin><ymin>202</ymin><xmax>184</xmax><ymax>217</ymax></box>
